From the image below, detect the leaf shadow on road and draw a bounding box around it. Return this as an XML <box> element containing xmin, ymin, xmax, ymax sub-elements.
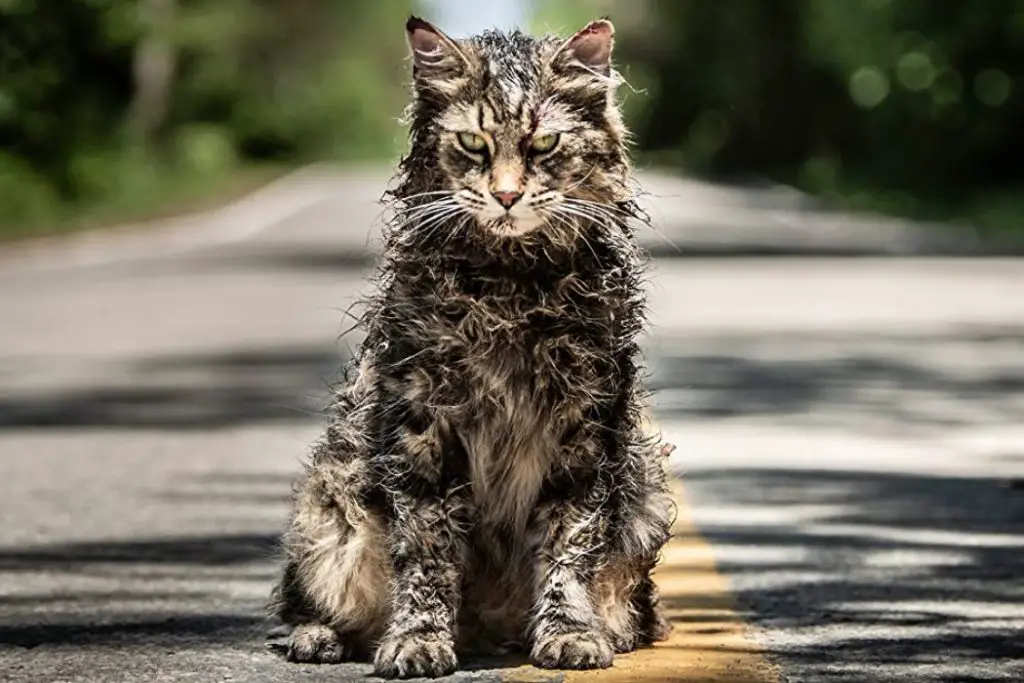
<box><xmin>0</xmin><ymin>321</ymin><xmax>1021</xmax><ymax>678</ymax></box>
<box><xmin>0</xmin><ymin>528</ymin><xmax>283</xmax><ymax>650</ymax></box>
<box><xmin>0</xmin><ymin>467</ymin><xmax>305</xmax><ymax>655</ymax></box>
<box><xmin>0</xmin><ymin>345</ymin><xmax>352</xmax><ymax>430</ymax></box>
<box><xmin>0</xmin><ymin>325</ymin><xmax>1021</xmax><ymax>434</ymax></box>
<box><xmin>675</xmin><ymin>467</ymin><xmax>1024</xmax><ymax>681</ymax></box>
<box><xmin>648</xmin><ymin>324</ymin><xmax>1024</xmax><ymax>435</ymax></box>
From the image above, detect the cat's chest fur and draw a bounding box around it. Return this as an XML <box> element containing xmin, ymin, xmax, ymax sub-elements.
<box><xmin>460</xmin><ymin>352</ymin><xmax>555</xmax><ymax>528</ymax></box>
<box><xmin>427</xmin><ymin>268</ymin><xmax>611</xmax><ymax>529</ymax></box>
<box><xmin>385</xmin><ymin>253</ymin><xmax>621</xmax><ymax>529</ymax></box>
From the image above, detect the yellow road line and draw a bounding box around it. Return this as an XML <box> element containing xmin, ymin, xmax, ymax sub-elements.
<box><xmin>501</xmin><ymin>423</ymin><xmax>779</xmax><ymax>682</ymax></box>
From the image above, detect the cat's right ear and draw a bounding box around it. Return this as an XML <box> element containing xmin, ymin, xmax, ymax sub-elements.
<box><xmin>406</xmin><ymin>16</ymin><xmax>470</xmax><ymax>85</ymax></box>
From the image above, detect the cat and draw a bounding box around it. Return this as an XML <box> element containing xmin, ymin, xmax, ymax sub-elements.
<box><xmin>269</xmin><ymin>16</ymin><xmax>674</xmax><ymax>679</ymax></box>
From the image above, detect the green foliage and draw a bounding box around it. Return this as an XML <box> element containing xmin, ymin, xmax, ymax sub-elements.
<box><xmin>795</xmin><ymin>1</ymin><xmax>1022</xmax><ymax>212</ymax></box>
<box><xmin>6</xmin><ymin>0</ymin><xmax>1019</xmax><ymax>238</ymax></box>
<box><xmin>537</xmin><ymin>0</ymin><xmax>1024</xmax><ymax>233</ymax></box>
<box><xmin>0</xmin><ymin>0</ymin><xmax>414</xmax><ymax>237</ymax></box>
<box><xmin>529</xmin><ymin>1</ymin><xmax>599</xmax><ymax>35</ymax></box>
<box><xmin>0</xmin><ymin>153</ymin><xmax>59</xmax><ymax>230</ymax></box>
<box><xmin>165</xmin><ymin>0</ymin><xmax>412</xmax><ymax>161</ymax></box>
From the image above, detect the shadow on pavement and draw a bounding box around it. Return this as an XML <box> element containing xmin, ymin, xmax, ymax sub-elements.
<box><xmin>0</xmin><ymin>345</ymin><xmax>352</xmax><ymax>430</ymax></box>
<box><xmin>0</xmin><ymin>533</ymin><xmax>278</xmax><ymax>570</ymax></box>
<box><xmin>650</xmin><ymin>325</ymin><xmax>1024</xmax><ymax>433</ymax></box>
<box><xmin>0</xmin><ymin>614</ymin><xmax>267</xmax><ymax>649</ymax></box>
<box><xmin>0</xmin><ymin>471</ymin><xmax>293</xmax><ymax>650</ymax></box>
<box><xmin>4</xmin><ymin>469</ymin><xmax>1021</xmax><ymax>676</ymax></box>
<box><xmin>1</xmin><ymin>325</ymin><xmax>1020</xmax><ymax>432</ymax></box>
<box><xmin>682</xmin><ymin>467</ymin><xmax>1024</xmax><ymax>680</ymax></box>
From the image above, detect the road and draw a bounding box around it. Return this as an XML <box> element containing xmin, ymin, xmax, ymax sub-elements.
<box><xmin>0</xmin><ymin>170</ymin><xmax>1022</xmax><ymax>682</ymax></box>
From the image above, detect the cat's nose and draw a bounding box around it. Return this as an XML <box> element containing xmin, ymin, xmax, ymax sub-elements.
<box><xmin>492</xmin><ymin>191</ymin><xmax>522</xmax><ymax>209</ymax></box>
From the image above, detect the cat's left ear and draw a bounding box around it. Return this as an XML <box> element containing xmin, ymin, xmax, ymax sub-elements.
<box><xmin>552</xmin><ymin>19</ymin><xmax>615</xmax><ymax>75</ymax></box>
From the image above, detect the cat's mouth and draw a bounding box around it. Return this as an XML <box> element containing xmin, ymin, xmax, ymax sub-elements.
<box><xmin>483</xmin><ymin>215</ymin><xmax>541</xmax><ymax>238</ymax></box>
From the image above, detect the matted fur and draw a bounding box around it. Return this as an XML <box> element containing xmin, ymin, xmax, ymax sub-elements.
<box><xmin>270</xmin><ymin>16</ymin><xmax>674</xmax><ymax>679</ymax></box>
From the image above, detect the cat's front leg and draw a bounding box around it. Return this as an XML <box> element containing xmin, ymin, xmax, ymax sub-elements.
<box><xmin>373</xmin><ymin>489</ymin><xmax>468</xmax><ymax>678</ymax></box>
<box><xmin>370</xmin><ymin>402</ymin><xmax>470</xmax><ymax>679</ymax></box>
<box><xmin>528</xmin><ymin>467</ymin><xmax>616</xmax><ymax>670</ymax></box>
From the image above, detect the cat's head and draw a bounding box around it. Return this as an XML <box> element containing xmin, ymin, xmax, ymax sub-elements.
<box><xmin>399</xmin><ymin>17</ymin><xmax>631</xmax><ymax>240</ymax></box>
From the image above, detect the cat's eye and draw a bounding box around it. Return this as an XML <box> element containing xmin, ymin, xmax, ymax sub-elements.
<box><xmin>530</xmin><ymin>133</ymin><xmax>560</xmax><ymax>154</ymax></box>
<box><xmin>458</xmin><ymin>132</ymin><xmax>488</xmax><ymax>153</ymax></box>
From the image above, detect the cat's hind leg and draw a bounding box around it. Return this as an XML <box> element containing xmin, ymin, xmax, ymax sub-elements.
<box><xmin>271</xmin><ymin>459</ymin><xmax>392</xmax><ymax>662</ymax></box>
<box><xmin>286</xmin><ymin>623</ymin><xmax>351</xmax><ymax>663</ymax></box>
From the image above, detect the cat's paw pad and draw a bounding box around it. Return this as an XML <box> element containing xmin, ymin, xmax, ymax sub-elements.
<box><xmin>531</xmin><ymin>631</ymin><xmax>614</xmax><ymax>670</ymax></box>
<box><xmin>373</xmin><ymin>633</ymin><xmax>458</xmax><ymax>679</ymax></box>
<box><xmin>286</xmin><ymin>624</ymin><xmax>351</xmax><ymax>664</ymax></box>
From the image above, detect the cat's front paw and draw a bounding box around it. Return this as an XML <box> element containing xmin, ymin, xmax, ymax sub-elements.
<box><xmin>373</xmin><ymin>632</ymin><xmax>458</xmax><ymax>679</ymax></box>
<box><xmin>530</xmin><ymin>631</ymin><xmax>614</xmax><ymax>670</ymax></box>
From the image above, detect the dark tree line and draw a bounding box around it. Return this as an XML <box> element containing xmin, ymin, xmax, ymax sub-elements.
<box><xmin>615</xmin><ymin>0</ymin><xmax>1023</xmax><ymax>229</ymax></box>
<box><xmin>0</xmin><ymin>0</ymin><xmax>413</xmax><ymax>230</ymax></box>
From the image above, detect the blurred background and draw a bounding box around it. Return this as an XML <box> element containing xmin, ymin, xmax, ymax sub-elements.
<box><xmin>1</xmin><ymin>0</ymin><xmax>1021</xmax><ymax>242</ymax></box>
<box><xmin>1</xmin><ymin>2</ymin><xmax>1022</xmax><ymax>682</ymax></box>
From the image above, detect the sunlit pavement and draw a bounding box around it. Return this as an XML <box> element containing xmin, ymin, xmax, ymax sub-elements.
<box><xmin>0</xmin><ymin>172</ymin><xmax>1021</xmax><ymax>682</ymax></box>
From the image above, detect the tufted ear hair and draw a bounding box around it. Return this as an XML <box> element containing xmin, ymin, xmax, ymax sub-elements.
<box><xmin>552</xmin><ymin>19</ymin><xmax>615</xmax><ymax>75</ymax></box>
<box><xmin>406</xmin><ymin>16</ymin><xmax>470</xmax><ymax>80</ymax></box>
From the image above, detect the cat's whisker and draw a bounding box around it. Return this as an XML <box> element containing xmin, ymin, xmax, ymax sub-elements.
<box><xmin>394</xmin><ymin>200</ymin><xmax>455</xmax><ymax>221</ymax></box>
<box><xmin>392</xmin><ymin>209</ymin><xmax>462</xmax><ymax>247</ymax></box>
<box><xmin>563</xmin><ymin>197</ymin><xmax>643</xmax><ymax>222</ymax></box>
<box><xmin>443</xmin><ymin>213</ymin><xmax>474</xmax><ymax>247</ymax></box>
<box><xmin>541</xmin><ymin>209</ymin><xmax>575</xmax><ymax>237</ymax></box>
<box><xmin>554</xmin><ymin>205</ymin><xmax>618</xmax><ymax>230</ymax></box>
<box><xmin>411</xmin><ymin>201</ymin><xmax>460</xmax><ymax>220</ymax></box>
<box><xmin>561</xmin><ymin>197</ymin><xmax>623</xmax><ymax>216</ymax></box>
<box><xmin>394</xmin><ymin>200</ymin><xmax>461</xmax><ymax>230</ymax></box>
<box><xmin>422</xmin><ymin>204</ymin><xmax>472</xmax><ymax>236</ymax></box>
<box><xmin>413</xmin><ymin>207</ymin><xmax>466</xmax><ymax>242</ymax></box>
<box><xmin>564</xmin><ymin>197</ymin><xmax>678</xmax><ymax>250</ymax></box>
<box><xmin>392</xmin><ymin>199</ymin><xmax>457</xmax><ymax>222</ymax></box>
<box><xmin>565</xmin><ymin>207</ymin><xmax>637</xmax><ymax>246</ymax></box>
<box><xmin>396</xmin><ymin>189</ymin><xmax>455</xmax><ymax>205</ymax></box>
<box><xmin>580</xmin><ymin>206</ymin><xmax>678</xmax><ymax>251</ymax></box>
<box><xmin>571</xmin><ymin>219</ymin><xmax>602</xmax><ymax>262</ymax></box>
<box><xmin>562</xmin><ymin>197</ymin><xmax>633</xmax><ymax>219</ymax></box>
<box><xmin>563</xmin><ymin>166</ymin><xmax>598</xmax><ymax>194</ymax></box>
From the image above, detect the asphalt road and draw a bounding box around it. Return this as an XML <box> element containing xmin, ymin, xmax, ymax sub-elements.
<box><xmin>0</xmin><ymin>171</ymin><xmax>1022</xmax><ymax>682</ymax></box>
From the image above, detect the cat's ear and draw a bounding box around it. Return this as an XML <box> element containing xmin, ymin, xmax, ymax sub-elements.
<box><xmin>552</xmin><ymin>19</ymin><xmax>615</xmax><ymax>75</ymax></box>
<box><xmin>406</xmin><ymin>16</ymin><xmax>470</xmax><ymax>79</ymax></box>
